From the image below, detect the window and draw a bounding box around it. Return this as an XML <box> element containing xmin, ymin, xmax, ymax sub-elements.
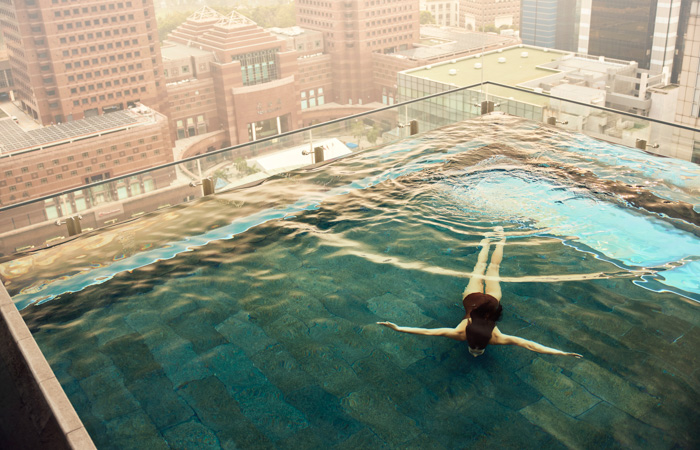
<box><xmin>233</xmin><ymin>49</ymin><xmax>279</xmax><ymax>87</ymax></box>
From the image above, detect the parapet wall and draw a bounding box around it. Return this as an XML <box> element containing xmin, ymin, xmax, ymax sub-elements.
<box><xmin>0</xmin><ymin>283</ymin><xmax>94</xmax><ymax>449</ymax></box>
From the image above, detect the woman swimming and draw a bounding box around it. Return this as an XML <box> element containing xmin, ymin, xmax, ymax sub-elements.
<box><xmin>378</xmin><ymin>227</ymin><xmax>582</xmax><ymax>358</ymax></box>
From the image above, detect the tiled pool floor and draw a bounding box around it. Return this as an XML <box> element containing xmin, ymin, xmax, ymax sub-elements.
<box><xmin>21</xmin><ymin>216</ymin><xmax>700</xmax><ymax>449</ymax></box>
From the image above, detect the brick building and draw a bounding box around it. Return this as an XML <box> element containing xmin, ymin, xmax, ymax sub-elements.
<box><xmin>296</xmin><ymin>0</ymin><xmax>420</xmax><ymax>105</ymax></box>
<box><xmin>0</xmin><ymin>106</ymin><xmax>172</xmax><ymax>207</ymax></box>
<box><xmin>163</xmin><ymin>7</ymin><xmax>302</xmax><ymax>147</ymax></box>
<box><xmin>420</xmin><ymin>0</ymin><xmax>460</xmax><ymax>27</ymax></box>
<box><xmin>459</xmin><ymin>0</ymin><xmax>520</xmax><ymax>31</ymax></box>
<box><xmin>0</xmin><ymin>0</ymin><xmax>169</xmax><ymax>125</ymax></box>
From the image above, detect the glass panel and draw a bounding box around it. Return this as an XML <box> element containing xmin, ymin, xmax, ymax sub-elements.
<box><xmin>1</xmin><ymin>82</ymin><xmax>697</xmax><ymax>254</ymax></box>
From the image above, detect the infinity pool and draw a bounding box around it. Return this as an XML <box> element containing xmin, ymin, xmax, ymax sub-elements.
<box><xmin>3</xmin><ymin>115</ymin><xmax>699</xmax><ymax>448</ymax></box>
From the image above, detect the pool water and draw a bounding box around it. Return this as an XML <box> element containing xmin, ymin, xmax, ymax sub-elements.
<box><xmin>5</xmin><ymin>115</ymin><xmax>700</xmax><ymax>448</ymax></box>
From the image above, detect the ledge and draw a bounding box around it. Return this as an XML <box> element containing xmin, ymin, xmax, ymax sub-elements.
<box><xmin>0</xmin><ymin>283</ymin><xmax>95</xmax><ymax>449</ymax></box>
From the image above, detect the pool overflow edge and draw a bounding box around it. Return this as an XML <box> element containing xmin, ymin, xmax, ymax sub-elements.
<box><xmin>0</xmin><ymin>282</ymin><xmax>96</xmax><ymax>449</ymax></box>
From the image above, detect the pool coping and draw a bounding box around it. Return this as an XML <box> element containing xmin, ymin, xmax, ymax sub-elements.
<box><xmin>0</xmin><ymin>282</ymin><xmax>95</xmax><ymax>449</ymax></box>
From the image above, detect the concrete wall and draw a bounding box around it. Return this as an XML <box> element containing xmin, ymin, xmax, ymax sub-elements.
<box><xmin>0</xmin><ymin>283</ymin><xmax>94</xmax><ymax>449</ymax></box>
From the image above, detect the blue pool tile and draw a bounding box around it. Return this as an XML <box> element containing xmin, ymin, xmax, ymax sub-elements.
<box><xmin>215</xmin><ymin>311</ymin><xmax>277</xmax><ymax>356</ymax></box>
<box><xmin>519</xmin><ymin>398</ymin><xmax>614</xmax><ymax>448</ymax></box>
<box><xmin>124</xmin><ymin>371</ymin><xmax>195</xmax><ymax>431</ymax></box>
<box><xmin>232</xmin><ymin>383</ymin><xmax>309</xmax><ymax>442</ymax></box>
<box><xmin>201</xmin><ymin>343</ymin><xmax>267</xmax><ymax>390</ymax></box>
<box><xmin>296</xmin><ymin>343</ymin><xmax>364</xmax><ymax>397</ymax></box>
<box><xmin>516</xmin><ymin>358</ymin><xmax>601</xmax><ymax>416</ymax></box>
<box><xmin>125</xmin><ymin>314</ymin><xmax>211</xmax><ymax>388</ymax></box>
<box><xmin>341</xmin><ymin>388</ymin><xmax>423</xmax><ymax>446</ymax></box>
<box><xmin>101</xmin><ymin>333</ymin><xmax>162</xmax><ymax>383</ymax></box>
<box><xmin>103</xmin><ymin>410</ymin><xmax>169</xmax><ymax>450</ymax></box>
<box><xmin>167</xmin><ymin>308</ymin><xmax>229</xmax><ymax>354</ymax></box>
<box><xmin>248</xmin><ymin>343</ymin><xmax>316</xmax><ymax>393</ymax></box>
<box><xmin>569</xmin><ymin>359</ymin><xmax>656</xmax><ymax>420</ymax></box>
<box><xmin>366</xmin><ymin>292</ymin><xmax>433</xmax><ymax>327</ymax></box>
<box><xmin>333</xmin><ymin>427</ymin><xmax>389</xmax><ymax>449</ymax></box>
<box><xmin>285</xmin><ymin>385</ymin><xmax>364</xmax><ymax>445</ymax></box>
<box><xmin>178</xmin><ymin>376</ymin><xmax>272</xmax><ymax>448</ymax></box>
<box><xmin>351</xmin><ymin>350</ymin><xmax>425</xmax><ymax>405</ymax></box>
<box><xmin>162</xmin><ymin>419</ymin><xmax>221</xmax><ymax>449</ymax></box>
<box><xmin>578</xmin><ymin>401</ymin><xmax>668</xmax><ymax>448</ymax></box>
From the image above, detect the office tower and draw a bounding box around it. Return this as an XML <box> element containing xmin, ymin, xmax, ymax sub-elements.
<box><xmin>520</xmin><ymin>0</ymin><xmax>580</xmax><ymax>51</ymax></box>
<box><xmin>673</xmin><ymin>0</ymin><xmax>699</xmax><ymax>158</ymax></box>
<box><xmin>420</xmin><ymin>0</ymin><xmax>460</xmax><ymax>27</ymax></box>
<box><xmin>296</xmin><ymin>0</ymin><xmax>420</xmax><ymax>105</ymax></box>
<box><xmin>578</xmin><ymin>0</ymin><xmax>682</xmax><ymax>72</ymax></box>
<box><xmin>0</xmin><ymin>0</ymin><xmax>169</xmax><ymax>125</ymax></box>
<box><xmin>459</xmin><ymin>0</ymin><xmax>520</xmax><ymax>31</ymax></box>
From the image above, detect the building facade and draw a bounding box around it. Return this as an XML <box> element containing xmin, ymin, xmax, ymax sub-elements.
<box><xmin>578</xmin><ymin>0</ymin><xmax>682</xmax><ymax>73</ymax></box>
<box><xmin>164</xmin><ymin>7</ymin><xmax>302</xmax><ymax>147</ymax></box>
<box><xmin>0</xmin><ymin>0</ymin><xmax>169</xmax><ymax>125</ymax></box>
<box><xmin>520</xmin><ymin>0</ymin><xmax>580</xmax><ymax>51</ymax></box>
<box><xmin>420</xmin><ymin>0</ymin><xmax>460</xmax><ymax>27</ymax></box>
<box><xmin>296</xmin><ymin>0</ymin><xmax>420</xmax><ymax>105</ymax></box>
<box><xmin>459</xmin><ymin>0</ymin><xmax>520</xmax><ymax>31</ymax></box>
<box><xmin>0</xmin><ymin>106</ymin><xmax>173</xmax><ymax>218</ymax></box>
<box><xmin>673</xmin><ymin>0</ymin><xmax>700</xmax><ymax>162</ymax></box>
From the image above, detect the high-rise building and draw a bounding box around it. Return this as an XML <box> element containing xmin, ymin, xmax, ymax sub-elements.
<box><xmin>459</xmin><ymin>0</ymin><xmax>520</xmax><ymax>31</ymax></box>
<box><xmin>578</xmin><ymin>0</ymin><xmax>682</xmax><ymax>73</ymax></box>
<box><xmin>0</xmin><ymin>0</ymin><xmax>169</xmax><ymax>125</ymax></box>
<box><xmin>520</xmin><ymin>0</ymin><xmax>580</xmax><ymax>51</ymax></box>
<box><xmin>673</xmin><ymin>0</ymin><xmax>700</xmax><ymax>161</ymax></box>
<box><xmin>420</xmin><ymin>0</ymin><xmax>460</xmax><ymax>27</ymax></box>
<box><xmin>296</xmin><ymin>0</ymin><xmax>420</xmax><ymax>105</ymax></box>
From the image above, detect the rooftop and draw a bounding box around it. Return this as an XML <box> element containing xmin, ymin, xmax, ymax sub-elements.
<box><xmin>403</xmin><ymin>46</ymin><xmax>574</xmax><ymax>105</ymax></box>
<box><xmin>406</xmin><ymin>46</ymin><xmax>571</xmax><ymax>86</ymax></box>
<box><xmin>161</xmin><ymin>42</ymin><xmax>214</xmax><ymax>61</ymax></box>
<box><xmin>0</xmin><ymin>106</ymin><xmax>159</xmax><ymax>155</ymax></box>
<box><xmin>397</xmin><ymin>26</ymin><xmax>515</xmax><ymax>60</ymax></box>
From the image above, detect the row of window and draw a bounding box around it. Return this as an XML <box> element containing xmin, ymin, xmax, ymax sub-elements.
<box><xmin>52</xmin><ymin>2</ymin><xmax>134</xmax><ymax>16</ymax></box>
<box><xmin>365</xmin><ymin>24</ymin><xmax>412</xmax><ymax>36</ymax></box>
<box><xmin>300</xmin><ymin>88</ymin><xmax>325</xmax><ymax>109</ymax></box>
<box><xmin>70</xmin><ymin>87</ymin><xmax>146</xmax><ymax>106</ymax></box>
<box><xmin>42</xmin><ymin>176</ymin><xmax>157</xmax><ymax>220</ymax></box>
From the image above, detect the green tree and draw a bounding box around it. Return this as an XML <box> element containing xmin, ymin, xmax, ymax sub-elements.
<box><xmin>366</xmin><ymin>124</ymin><xmax>381</xmax><ymax>145</ymax></box>
<box><xmin>420</xmin><ymin>10</ymin><xmax>435</xmax><ymax>25</ymax></box>
<box><xmin>351</xmin><ymin>120</ymin><xmax>365</xmax><ymax>145</ymax></box>
<box><xmin>157</xmin><ymin>10</ymin><xmax>194</xmax><ymax>42</ymax></box>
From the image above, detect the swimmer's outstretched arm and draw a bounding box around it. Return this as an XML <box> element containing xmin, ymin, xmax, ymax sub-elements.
<box><xmin>377</xmin><ymin>321</ymin><xmax>465</xmax><ymax>341</ymax></box>
<box><xmin>490</xmin><ymin>327</ymin><xmax>582</xmax><ymax>358</ymax></box>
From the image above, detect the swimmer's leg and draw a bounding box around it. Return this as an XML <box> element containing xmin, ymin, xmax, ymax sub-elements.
<box><xmin>485</xmin><ymin>227</ymin><xmax>505</xmax><ymax>301</ymax></box>
<box><xmin>463</xmin><ymin>238</ymin><xmax>491</xmax><ymax>298</ymax></box>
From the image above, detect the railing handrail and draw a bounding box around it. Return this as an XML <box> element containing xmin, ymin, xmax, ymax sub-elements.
<box><xmin>1</xmin><ymin>80</ymin><xmax>698</xmax><ymax>214</ymax></box>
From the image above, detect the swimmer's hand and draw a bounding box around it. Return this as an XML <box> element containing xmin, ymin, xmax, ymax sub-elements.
<box><xmin>377</xmin><ymin>321</ymin><xmax>399</xmax><ymax>331</ymax></box>
<box><xmin>565</xmin><ymin>352</ymin><xmax>583</xmax><ymax>358</ymax></box>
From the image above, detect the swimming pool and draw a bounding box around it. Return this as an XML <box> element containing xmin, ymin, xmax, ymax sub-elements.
<box><xmin>4</xmin><ymin>115</ymin><xmax>700</xmax><ymax>448</ymax></box>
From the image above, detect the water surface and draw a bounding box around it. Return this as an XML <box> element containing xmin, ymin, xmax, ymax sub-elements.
<box><xmin>5</xmin><ymin>116</ymin><xmax>699</xmax><ymax>448</ymax></box>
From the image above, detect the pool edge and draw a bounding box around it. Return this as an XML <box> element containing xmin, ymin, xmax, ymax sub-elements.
<box><xmin>0</xmin><ymin>283</ymin><xmax>95</xmax><ymax>450</ymax></box>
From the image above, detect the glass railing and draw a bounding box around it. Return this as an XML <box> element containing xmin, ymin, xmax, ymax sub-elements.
<box><xmin>1</xmin><ymin>81</ymin><xmax>698</xmax><ymax>257</ymax></box>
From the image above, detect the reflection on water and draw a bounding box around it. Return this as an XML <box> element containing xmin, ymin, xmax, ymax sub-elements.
<box><xmin>4</xmin><ymin>116</ymin><xmax>700</xmax><ymax>448</ymax></box>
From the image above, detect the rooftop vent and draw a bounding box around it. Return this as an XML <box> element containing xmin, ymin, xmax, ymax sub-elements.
<box><xmin>448</xmin><ymin>69</ymin><xmax>457</xmax><ymax>75</ymax></box>
<box><xmin>521</xmin><ymin>51</ymin><xmax>529</xmax><ymax>58</ymax></box>
<box><xmin>474</xmin><ymin>63</ymin><xmax>482</xmax><ymax>69</ymax></box>
<box><xmin>498</xmin><ymin>57</ymin><xmax>506</xmax><ymax>63</ymax></box>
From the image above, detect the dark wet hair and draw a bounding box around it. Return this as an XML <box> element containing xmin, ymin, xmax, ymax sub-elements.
<box><xmin>466</xmin><ymin>300</ymin><xmax>503</xmax><ymax>350</ymax></box>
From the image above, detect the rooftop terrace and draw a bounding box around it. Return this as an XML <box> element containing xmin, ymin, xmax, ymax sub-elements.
<box><xmin>0</xmin><ymin>106</ymin><xmax>158</xmax><ymax>156</ymax></box>
<box><xmin>406</xmin><ymin>46</ymin><xmax>570</xmax><ymax>88</ymax></box>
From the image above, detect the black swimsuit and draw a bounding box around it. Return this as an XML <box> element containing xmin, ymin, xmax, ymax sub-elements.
<box><xmin>463</xmin><ymin>292</ymin><xmax>499</xmax><ymax>319</ymax></box>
